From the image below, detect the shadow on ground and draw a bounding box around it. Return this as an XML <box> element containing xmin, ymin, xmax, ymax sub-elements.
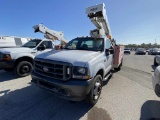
<box><xmin>0</xmin><ymin>77</ymin><xmax>112</xmax><ymax>120</ymax></box>
<box><xmin>124</xmin><ymin>53</ymin><xmax>130</xmax><ymax>55</ymax></box>
<box><xmin>0</xmin><ymin>82</ymin><xmax>93</xmax><ymax>120</ymax></box>
<box><xmin>0</xmin><ymin>70</ymin><xmax>19</xmax><ymax>82</ymax></box>
<box><xmin>0</xmin><ymin>66</ymin><xmax>114</xmax><ymax>120</ymax></box>
<box><xmin>140</xmin><ymin>100</ymin><xmax>160</xmax><ymax>120</ymax></box>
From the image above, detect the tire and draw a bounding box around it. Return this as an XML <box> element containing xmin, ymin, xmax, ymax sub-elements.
<box><xmin>115</xmin><ymin>60</ymin><xmax>123</xmax><ymax>71</ymax></box>
<box><xmin>3</xmin><ymin>68</ymin><xmax>14</xmax><ymax>72</ymax></box>
<box><xmin>155</xmin><ymin>84</ymin><xmax>160</xmax><ymax>97</ymax></box>
<box><xmin>15</xmin><ymin>61</ymin><xmax>33</xmax><ymax>77</ymax></box>
<box><xmin>86</xmin><ymin>75</ymin><xmax>102</xmax><ymax>106</ymax></box>
<box><xmin>154</xmin><ymin>58</ymin><xmax>158</xmax><ymax>66</ymax></box>
<box><xmin>115</xmin><ymin>66</ymin><xmax>121</xmax><ymax>71</ymax></box>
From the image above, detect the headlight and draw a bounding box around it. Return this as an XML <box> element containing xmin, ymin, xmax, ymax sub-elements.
<box><xmin>73</xmin><ymin>66</ymin><xmax>87</xmax><ymax>75</ymax></box>
<box><xmin>73</xmin><ymin>66</ymin><xmax>90</xmax><ymax>79</ymax></box>
<box><xmin>78</xmin><ymin>68</ymin><xmax>85</xmax><ymax>74</ymax></box>
<box><xmin>2</xmin><ymin>54</ymin><xmax>11</xmax><ymax>60</ymax></box>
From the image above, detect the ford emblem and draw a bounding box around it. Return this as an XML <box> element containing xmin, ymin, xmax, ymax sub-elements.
<box><xmin>43</xmin><ymin>67</ymin><xmax>49</xmax><ymax>72</ymax></box>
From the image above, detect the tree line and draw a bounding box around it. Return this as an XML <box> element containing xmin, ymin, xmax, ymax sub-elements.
<box><xmin>125</xmin><ymin>43</ymin><xmax>160</xmax><ymax>49</ymax></box>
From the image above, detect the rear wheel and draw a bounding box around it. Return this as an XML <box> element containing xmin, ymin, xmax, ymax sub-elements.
<box><xmin>115</xmin><ymin>59</ymin><xmax>123</xmax><ymax>71</ymax></box>
<box><xmin>86</xmin><ymin>75</ymin><xmax>102</xmax><ymax>106</ymax></box>
<box><xmin>15</xmin><ymin>61</ymin><xmax>33</xmax><ymax>77</ymax></box>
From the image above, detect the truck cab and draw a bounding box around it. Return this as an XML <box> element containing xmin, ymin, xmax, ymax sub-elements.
<box><xmin>0</xmin><ymin>39</ymin><xmax>53</xmax><ymax>76</ymax></box>
<box><xmin>31</xmin><ymin>37</ymin><xmax>114</xmax><ymax>105</ymax></box>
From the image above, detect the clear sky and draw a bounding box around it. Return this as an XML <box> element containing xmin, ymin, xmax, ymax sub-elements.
<box><xmin>0</xmin><ymin>0</ymin><xmax>160</xmax><ymax>45</ymax></box>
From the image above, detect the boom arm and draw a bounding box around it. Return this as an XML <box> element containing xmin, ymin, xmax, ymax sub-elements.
<box><xmin>86</xmin><ymin>3</ymin><xmax>112</xmax><ymax>39</ymax></box>
<box><xmin>33</xmin><ymin>24</ymin><xmax>68</xmax><ymax>44</ymax></box>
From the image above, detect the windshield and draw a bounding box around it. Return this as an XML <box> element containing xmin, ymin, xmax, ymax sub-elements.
<box><xmin>152</xmin><ymin>48</ymin><xmax>159</xmax><ymax>51</ymax></box>
<box><xmin>124</xmin><ymin>48</ymin><xmax>130</xmax><ymax>50</ymax></box>
<box><xmin>22</xmin><ymin>39</ymin><xmax>42</xmax><ymax>48</ymax></box>
<box><xmin>64</xmin><ymin>37</ymin><xmax>104</xmax><ymax>51</ymax></box>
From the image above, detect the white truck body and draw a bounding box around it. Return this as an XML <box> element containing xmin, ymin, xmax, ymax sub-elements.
<box><xmin>0</xmin><ymin>23</ymin><xmax>67</xmax><ymax>76</ymax></box>
<box><xmin>154</xmin><ymin>55</ymin><xmax>160</xmax><ymax>66</ymax></box>
<box><xmin>0</xmin><ymin>39</ymin><xmax>53</xmax><ymax>76</ymax></box>
<box><xmin>0</xmin><ymin>36</ymin><xmax>31</xmax><ymax>48</ymax></box>
<box><xmin>152</xmin><ymin>66</ymin><xmax>160</xmax><ymax>97</ymax></box>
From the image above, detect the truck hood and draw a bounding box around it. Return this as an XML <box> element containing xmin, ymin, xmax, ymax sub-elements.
<box><xmin>0</xmin><ymin>47</ymin><xmax>32</xmax><ymax>54</ymax></box>
<box><xmin>36</xmin><ymin>50</ymin><xmax>101</xmax><ymax>66</ymax></box>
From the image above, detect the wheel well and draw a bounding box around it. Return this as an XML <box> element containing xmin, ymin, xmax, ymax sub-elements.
<box><xmin>14</xmin><ymin>57</ymin><xmax>33</xmax><ymax>67</ymax></box>
<box><xmin>96</xmin><ymin>69</ymin><xmax>104</xmax><ymax>78</ymax></box>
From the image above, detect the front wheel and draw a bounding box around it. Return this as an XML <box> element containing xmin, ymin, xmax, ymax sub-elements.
<box><xmin>86</xmin><ymin>75</ymin><xmax>102</xmax><ymax>106</ymax></box>
<box><xmin>15</xmin><ymin>61</ymin><xmax>33</xmax><ymax>77</ymax></box>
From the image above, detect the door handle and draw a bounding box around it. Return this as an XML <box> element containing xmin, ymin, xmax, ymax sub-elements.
<box><xmin>31</xmin><ymin>52</ymin><xmax>36</xmax><ymax>53</ymax></box>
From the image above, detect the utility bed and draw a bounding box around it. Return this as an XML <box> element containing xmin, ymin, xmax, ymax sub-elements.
<box><xmin>113</xmin><ymin>45</ymin><xmax>124</xmax><ymax>68</ymax></box>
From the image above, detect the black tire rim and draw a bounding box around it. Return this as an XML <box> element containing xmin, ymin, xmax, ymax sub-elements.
<box><xmin>93</xmin><ymin>78</ymin><xmax>102</xmax><ymax>102</ymax></box>
<box><xmin>19</xmin><ymin>64</ymin><xmax>31</xmax><ymax>75</ymax></box>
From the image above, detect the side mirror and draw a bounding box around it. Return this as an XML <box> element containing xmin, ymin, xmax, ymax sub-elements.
<box><xmin>37</xmin><ymin>44</ymin><xmax>46</xmax><ymax>51</ymax></box>
<box><xmin>105</xmin><ymin>49</ymin><xmax>110</xmax><ymax>56</ymax></box>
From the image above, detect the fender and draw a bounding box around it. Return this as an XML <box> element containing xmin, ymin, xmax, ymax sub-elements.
<box><xmin>12</xmin><ymin>53</ymin><xmax>35</xmax><ymax>60</ymax></box>
<box><xmin>87</xmin><ymin>62</ymin><xmax>105</xmax><ymax>78</ymax></box>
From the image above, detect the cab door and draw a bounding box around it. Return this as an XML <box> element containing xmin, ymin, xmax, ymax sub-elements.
<box><xmin>104</xmin><ymin>39</ymin><xmax>113</xmax><ymax>75</ymax></box>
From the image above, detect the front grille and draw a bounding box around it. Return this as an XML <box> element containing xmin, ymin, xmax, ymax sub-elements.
<box><xmin>34</xmin><ymin>59</ymin><xmax>72</xmax><ymax>81</ymax></box>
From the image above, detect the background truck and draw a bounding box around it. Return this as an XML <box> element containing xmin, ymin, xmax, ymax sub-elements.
<box><xmin>0</xmin><ymin>36</ymin><xmax>31</xmax><ymax>48</ymax></box>
<box><xmin>31</xmin><ymin>3</ymin><xmax>124</xmax><ymax>105</ymax></box>
<box><xmin>0</xmin><ymin>26</ymin><xmax>68</xmax><ymax>77</ymax></box>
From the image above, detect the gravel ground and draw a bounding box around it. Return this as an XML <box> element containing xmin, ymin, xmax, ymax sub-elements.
<box><xmin>0</xmin><ymin>52</ymin><xmax>159</xmax><ymax>120</ymax></box>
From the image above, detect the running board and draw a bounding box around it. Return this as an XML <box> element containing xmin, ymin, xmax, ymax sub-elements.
<box><xmin>103</xmin><ymin>72</ymin><xmax>112</xmax><ymax>81</ymax></box>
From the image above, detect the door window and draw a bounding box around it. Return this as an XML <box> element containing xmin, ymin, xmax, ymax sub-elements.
<box><xmin>106</xmin><ymin>39</ymin><xmax>111</xmax><ymax>49</ymax></box>
<box><xmin>39</xmin><ymin>41</ymin><xmax>52</xmax><ymax>49</ymax></box>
